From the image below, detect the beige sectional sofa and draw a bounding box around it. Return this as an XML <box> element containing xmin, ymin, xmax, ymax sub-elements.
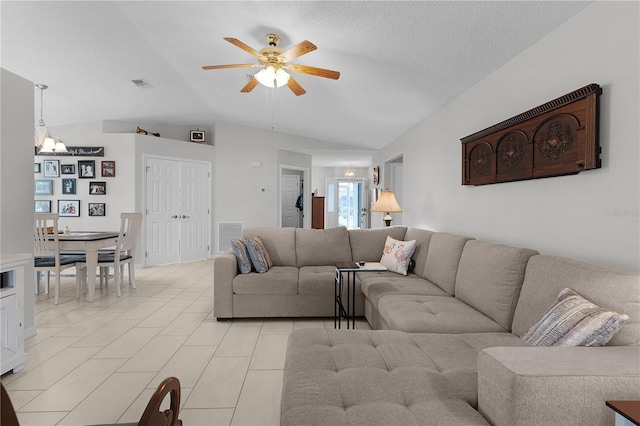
<box><xmin>213</xmin><ymin>226</ymin><xmax>640</xmax><ymax>425</ymax></box>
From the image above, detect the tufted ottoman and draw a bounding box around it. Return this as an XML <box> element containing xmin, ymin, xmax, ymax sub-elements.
<box><xmin>281</xmin><ymin>328</ymin><xmax>528</xmax><ymax>426</ymax></box>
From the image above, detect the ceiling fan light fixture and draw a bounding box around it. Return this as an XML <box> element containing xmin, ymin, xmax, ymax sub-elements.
<box><xmin>255</xmin><ymin>65</ymin><xmax>290</xmax><ymax>88</ymax></box>
<box><xmin>275</xmin><ymin>67</ymin><xmax>290</xmax><ymax>87</ymax></box>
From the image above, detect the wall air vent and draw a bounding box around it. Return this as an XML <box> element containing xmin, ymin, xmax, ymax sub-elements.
<box><xmin>131</xmin><ymin>78</ymin><xmax>153</xmax><ymax>88</ymax></box>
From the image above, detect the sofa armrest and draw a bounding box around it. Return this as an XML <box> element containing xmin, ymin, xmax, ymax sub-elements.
<box><xmin>478</xmin><ymin>346</ymin><xmax>640</xmax><ymax>426</ymax></box>
<box><xmin>213</xmin><ymin>249</ymin><xmax>237</xmax><ymax>319</ymax></box>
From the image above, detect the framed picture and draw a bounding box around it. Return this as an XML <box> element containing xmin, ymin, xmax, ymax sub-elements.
<box><xmin>34</xmin><ymin>200</ymin><xmax>51</xmax><ymax>213</ymax></box>
<box><xmin>101</xmin><ymin>160</ymin><xmax>116</xmax><ymax>177</ymax></box>
<box><xmin>61</xmin><ymin>164</ymin><xmax>76</xmax><ymax>175</ymax></box>
<box><xmin>190</xmin><ymin>129</ymin><xmax>205</xmax><ymax>143</ymax></box>
<box><xmin>372</xmin><ymin>166</ymin><xmax>379</xmax><ymax>185</ymax></box>
<box><xmin>43</xmin><ymin>160</ymin><xmax>60</xmax><ymax>178</ymax></box>
<box><xmin>78</xmin><ymin>160</ymin><xmax>96</xmax><ymax>178</ymax></box>
<box><xmin>89</xmin><ymin>181</ymin><xmax>106</xmax><ymax>195</ymax></box>
<box><xmin>34</xmin><ymin>179</ymin><xmax>53</xmax><ymax>195</ymax></box>
<box><xmin>88</xmin><ymin>203</ymin><xmax>106</xmax><ymax>217</ymax></box>
<box><xmin>62</xmin><ymin>178</ymin><xmax>77</xmax><ymax>195</ymax></box>
<box><xmin>34</xmin><ymin>163</ymin><xmax>41</xmax><ymax>173</ymax></box>
<box><xmin>58</xmin><ymin>200</ymin><xmax>80</xmax><ymax>217</ymax></box>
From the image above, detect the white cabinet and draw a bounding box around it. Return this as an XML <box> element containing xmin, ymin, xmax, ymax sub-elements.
<box><xmin>0</xmin><ymin>253</ymin><xmax>30</xmax><ymax>375</ymax></box>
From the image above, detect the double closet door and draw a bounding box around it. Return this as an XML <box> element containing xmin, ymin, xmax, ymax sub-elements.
<box><xmin>145</xmin><ymin>156</ymin><xmax>211</xmax><ymax>266</ymax></box>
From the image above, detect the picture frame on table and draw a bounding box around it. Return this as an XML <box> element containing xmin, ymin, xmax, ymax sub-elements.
<box><xmin>101</xmin><ymin>160</ymin><xmax>115</xmax><ymax>177</ymax></box>
<box><xmin>58</xmin><ymin>200</ymin><xmax>80</xmax><ymax>217</ymax></box>
<box><xmin>89</xmin><ymin>181</ymin><xmax>106</xmax><ymax>195</ymax></box>
<box><xmin>35</xmin><ymin>200</ymin><xmax>51</xmax><ymax>213</ymax></box>
<box><xmin>190</xmin><ymin>129</ymin><xmax>205</xmax><ymax>143</ymax></box>
<box><xmin>34</xmin><ymin>179</ymin><xmax>53</xmax><ymax>195</ymax></box>
<box><xmin>88</xmin><ymin>203</ymin><xmax>106</xmax><ymax>217</ymax></box>
<box><xmin>34</xmin><ymin>163</ymin><xmax>41</xmax><ymax>173</ymax></box>
<box><xmin>43</xmin><ymin>160</ymin><xmax>60</xmax><ymax>178</ymax></box>
<box><xmin>61</xmin><ymin>164</ymin><xmax>76</xmax><ymax>175</ymax></box>
<box><xmin>78</xmin><ymin>160</ymin><xmax>96</xmax><ymax>178</ymax></box>
<box><xmin>62</xmin><ymin>178</ymin><xmax>77</xmax><ymax>195</ymax></box>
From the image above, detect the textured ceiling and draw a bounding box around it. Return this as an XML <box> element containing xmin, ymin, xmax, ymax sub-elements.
<box><xmin>1</xmin><ymin>1</ymin><xmax>590</xmax><ymax>166</ymax></box>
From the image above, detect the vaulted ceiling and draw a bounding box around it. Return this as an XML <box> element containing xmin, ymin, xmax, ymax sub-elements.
<box><xmin>1</xmin><ymin>1</ymin><xmax>590</xmax><ymax>165</ymax></box>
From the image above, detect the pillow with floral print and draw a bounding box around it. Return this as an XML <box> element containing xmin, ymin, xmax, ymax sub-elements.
<box><xmin>380</xmin><ymin>236</ymin><xmax>416</xmax><ymax>275</ymax></box>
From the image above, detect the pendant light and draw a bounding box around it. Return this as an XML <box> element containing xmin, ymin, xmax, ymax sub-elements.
<box><xmin>34</xmin><ymin>84</ymin><xmax>66</xmax><ymax>153</ymax></box>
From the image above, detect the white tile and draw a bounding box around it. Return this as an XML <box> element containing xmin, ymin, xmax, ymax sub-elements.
<box><xmin>54</xmin><ymin>310</ymin><xmax>122</xmax><ymax>337</ymax></box>
<box><xmin>57</xmin><ymin>372</ymin><xmax>156</xmax><ymax>425</ymax></box>
<box><xmin>184</xmin><ymin>319</ymin><xmax>231</xmax><ymax>346</ymax></box>
<box><xmin>2</xmin><ymin>389</ymin><xmax>41</xmax><ymax>410</ymax></box>
<box><xmin>231</xmin><ymin>370</ymin><xmax>283</xmax><ymax>426</ymax></box>
<box><xmin>16</xmin><ymin>411</ymin><xmax>68</xmax><ymax>426</ymax></box>
<box><xmin>117</xmin><ymin>300</ymin><xmax>166</xmax><ymax>320</ymax></box>
<box><xmin>93</xmin><ymin>327</ymin><xmax>162</xmax><ymax>359</ymax></box>
<box><xmin>20</xmin><ymin>336</ymin><xmax>82</xmax><ymax>370</ymax></box>
<box><xmin>137</xmin><ymin>305</ymin><xmax>186</xmax><ymax>328</ymax></box>
<box><xmin>293</xmin><ymin>319</ymin><xmax>328</xmax><ymax>330</ymax></box>
<box><xmin>70</xmin><ymin>319</ymin><xmax>140</xmax><ymax>347</ymax></box>
<box><xmin>159</xmin><ymin>311</ymin><xmax>208</xmax><ymax>336</ymax></box>
<box><xmin>20</xmin><ymin>358</ymin><xmax>125</xmax><ymax>411</ymax></box>
<box><xmin>180</xmin><ymin>408</ymin><xmax>234</xmax><ymax>426</ymax></box>
<box><xmin>249</xmin><ymin>334</ymin><xmax>289</xmax><ymax>370</ymax></box>
<box><xmin>184</xmin><ymin>357</ymin><xmax>250</xmax><ymax>409</ymax></box>
<box><xmin>215</xmin><ymin>327</ymin><xmax>260</xmax><ymax>357</ymax></box>
<box><xmin>118</xmin><ymin>335</ymin><xmax>187</xmax><ymax>372</ymax></box>
<box><xmin>152</xmin><ymin>345</ymin><xmax>217</xmax><ymax>388</ymax></box>
<box><xmin>23</xmin><ymin>327</ymin><xmax>64</xmax><ymax>349</ymax></box>
<box><xmin>260</xmin><ymin>319</ymin><xmax>294</xmax><ymax>335</ymax></box>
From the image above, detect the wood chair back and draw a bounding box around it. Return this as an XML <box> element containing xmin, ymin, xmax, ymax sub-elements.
<box><xmin>138</xmin><ymin>376</ymin><xmax>183</xmax><ymax>426</ymax></box>
<box><xmin>1</xmin><ymin>382</ymin><xmax>20</xmax><ymax>426</ymax></box>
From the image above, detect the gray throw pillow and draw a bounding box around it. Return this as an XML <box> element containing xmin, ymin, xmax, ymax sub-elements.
<box><xmin>246</xmin><ymin>236</ymin><xmax>273</xmax><ymax>273</ymax></box>
<box><xmin>522</xmin><ymin>287</ymin><xmax>629</xmax><ymax>347</ymax></box>
<box><xmin>231</xmin><ymin>239</ymin><xmax>253</xmax><ymax>274</ymax></box>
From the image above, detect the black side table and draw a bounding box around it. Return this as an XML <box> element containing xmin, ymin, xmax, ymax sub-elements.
<box><xmin>334</xmin><ymin>262</ymin><xmax>386</xmax><ymax>329</ymax></box>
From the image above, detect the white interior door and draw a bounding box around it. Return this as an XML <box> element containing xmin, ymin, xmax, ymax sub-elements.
<box><xmin>146</xmin><ymin>157</ymin><xmax>181</xmax><ymax>266</ymax></box>
<box><xmin>281</xmin><ymin>175</ymin><xmax>301</xmax><ymax>227</ymax></box>
<box><xmin>181</xmin><ymin>161</ymin><xmax>211</xmax><ymax>261</ymax></box>
<box><xmin>145</xmin><ymin>156</ymin><xmax>211</xmax><ymax>266</ymax></box>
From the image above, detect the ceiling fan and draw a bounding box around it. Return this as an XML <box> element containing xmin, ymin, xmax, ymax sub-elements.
<box><xmin>202</xmin><ymin>33</ymin><xmax>340</xmax><ymax>96</ymax></box>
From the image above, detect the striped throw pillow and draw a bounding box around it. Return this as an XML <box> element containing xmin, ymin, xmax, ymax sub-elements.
<box><xmin>230</xmin><ymin>239</ymin><xmax>253</xmax><ymax>274</ymax></box>
<box><xmin>522</xmin><ymin>288</ymin><xmax>629</xmax><ymax>347</ymax></box>
<box><xmin>246</xmin><ymin>236</ymin><xmax>273</xmax><ymax>273</ymax></box>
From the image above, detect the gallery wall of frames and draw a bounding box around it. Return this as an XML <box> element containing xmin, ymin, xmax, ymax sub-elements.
<box><xmin>34</xmin><ymin>147</ymin><xmax>115</xmax><ymax>219</ymax></box>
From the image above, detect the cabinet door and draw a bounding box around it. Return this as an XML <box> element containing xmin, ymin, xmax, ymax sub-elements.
<box><xmin>1</xmin><ymin>294</ymin><xmax>18</xmax><ymax>361</ymax></box>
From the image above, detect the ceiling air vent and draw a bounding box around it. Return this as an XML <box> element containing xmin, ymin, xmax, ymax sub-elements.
<box><xmin>131</xmin><ymin>78</ymin><xmax>152</xmax><ymax>88</ymax></box>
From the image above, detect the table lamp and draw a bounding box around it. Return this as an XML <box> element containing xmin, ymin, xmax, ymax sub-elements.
<box><xmin>371</xmin><ymin>190</ymin><xmax>402</xmax><ymax>226</ymax></box>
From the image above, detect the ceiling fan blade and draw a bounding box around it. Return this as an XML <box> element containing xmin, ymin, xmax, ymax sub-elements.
<box><xmin>240</xmin><ymin>78</ymin><xmax>259</xmax><ymax>93</ymax></box>
<box><xmin>202</xmin><ymin>63</ymin><xmax>255</xmax><ymax>70</ymax></box>
<box><xmin>286</xmin><ymin>76</ymin><xmax>306</xmax><ymax>96</ymax></box>
<box><xmin>223</xmin><ymin>37</ymin><xmax>264</xmax><ymax>59</ymax></box>
<box><xmin>279</xmin><ymin>40</ymin><xmax>317</xmax><ymax>62</ymax></box>
<box><xmin>288</xmin><ymin>64</ymin><xmax>340</xmax><ymax>80</ymax></box>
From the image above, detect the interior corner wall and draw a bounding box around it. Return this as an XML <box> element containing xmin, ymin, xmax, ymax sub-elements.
<box><xmin>374</xmin><ymin>1</ymin><xmax>640</xmax><ymax>270</ymax></box>
<box><xmin>1</xmin><ymin>68</ymin><xmax>36</xmax><ymax>333</ymax></box>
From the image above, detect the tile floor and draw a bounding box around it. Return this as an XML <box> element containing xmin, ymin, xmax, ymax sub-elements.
<box><xmin>1</xmin><ymin>260</ymin><xmax>370</xmax><ymax>425</ymax></box>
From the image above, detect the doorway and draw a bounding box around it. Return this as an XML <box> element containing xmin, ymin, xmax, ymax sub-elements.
<box><xmin>281</xmin><ymin>174</ymin><xmax>302</xmax><ymax>227</ymax></box>
<box><xmin>144</xmin><ymin>155</ymin><xmax>211</xmax><ymax>266</ymax></box>
<box><xmin>336</xmin><ymin>178</ymin><xmax>367</xmax><ymax>229</ymax></box>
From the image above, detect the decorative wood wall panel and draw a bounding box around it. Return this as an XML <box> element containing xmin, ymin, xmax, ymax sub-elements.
<box><xmin>461</xmin><ymin>84</ymin><xmax>601</xmax><ymax>185</ymax></box>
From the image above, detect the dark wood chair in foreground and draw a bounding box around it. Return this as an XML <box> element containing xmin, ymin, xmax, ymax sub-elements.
<box><xmin>1</xmin><ymin>382</ymin><xmax>20</xmax><ymax>426</ymax></box>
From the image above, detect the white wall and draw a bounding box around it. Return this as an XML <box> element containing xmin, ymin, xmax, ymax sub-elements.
<box><xmin>373</xmin><ymin>1</ymin><xmax>639</xmax><ymax>270</ymax></box>
<box><xmin>1</xmin><ymin>68</ymin><xmax>37</xmax><ymax>334</ymax></box>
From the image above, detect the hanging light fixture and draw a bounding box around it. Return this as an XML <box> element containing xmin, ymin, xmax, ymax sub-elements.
<box><xmin>34</xmin><ymin>84</ymin><xmax>66</xmax><ymax>153</ymax></box>
<box><xmin>344</xmin><ymin>168</ymin><xmax>355</xmax><ymax>177</ymax></box>
<box><xmin>255</xmin><ymin>65</ymin><xmax>290</xmax><ymax>88</ymax></box>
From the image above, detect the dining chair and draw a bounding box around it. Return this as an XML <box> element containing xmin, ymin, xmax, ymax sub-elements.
<box><xmin>77</xmin><ymin>212</ymin><xmax>143</xmax><ymax>297</ymax></box>
<box><xmin>34</xmin><ymin>213</ymin><xmax>85</xmax><ymax>304</ymax></box>
<box><xmin>1</xmin><ymin>383</ymin><xmax>19</xmax><ymax>426</ymax></box>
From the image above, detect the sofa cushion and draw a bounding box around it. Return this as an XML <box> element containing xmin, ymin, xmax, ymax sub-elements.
<box><xmin>455</xmin><ymin>240</ymin><xmax>538</xmax><ymax>331</ymax></box>
<box><xmin>380</xmin><ymin>236</ymin><xmax>416</xmax><ymax>275</ymax></box>
<box><xmin>404</xmin><ymin>228</ymin><xmax>435</xmax><ymax>279</ymax></box>
<box><xmin>296</xmin><ymin>226</ymin><xmax>352</xmax><ymax>267</ymax></box>
<box><xmin>243</xmin><ymin>227</ymin><xmax>296</xmax><ymax>267</ymax></box>
<box><xmin>378</xmin><ymin>294</ymin><xmax>507</xmax><ymax>334</ymax></box>
<box><xmin>348</xmin><ymin>226</ymin><xmax>407</xmax><ymax>262</ymax></box>
<box><xmin>360</xmin><ymin>274</ymin><xmax>448</xmax><ymax>308</ymax></box>
<box><xmin>521</xmin><ymin>288</ymin><xmax>629</xmax><ymax>347</ymax></box>
<box><xmin>512</xmin><ymin>255</ymin><xmax>640</xmax><ymax>346</ymax></box>
<box><xmin>230</xmin><ymin>239</ymin><xmax>253</xmax><ymax>274</ymax></box>
<box><xmin>245</xmin><ymin>236</ymin><xmax>273</xmax><ymax>273</ymax></box>
<box><xmin>281</xmin><ymin>329</ymin><xmax>527</xmax><ymax>426</ymax></box>
<box><xmin>299</xmin><ymin>266</ymin><xmax>337</xmax><ymax>295</ymax></box>
<box><xmin>423</xmin><ymin>233</ymin><xmax>474</xmax><ymax>295</ymax></box>
<box><xmin>232</xmin><ymin>266</ymin><xmax>298</xmax><ymax>295</ymax></box>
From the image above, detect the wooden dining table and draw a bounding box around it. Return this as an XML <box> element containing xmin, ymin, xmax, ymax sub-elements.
<box><xmin>58</xmin><ymin>231</ymin><xmax>119</xmax><ymax>302</ymax></box>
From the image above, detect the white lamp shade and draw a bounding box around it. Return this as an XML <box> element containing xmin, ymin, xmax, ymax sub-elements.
<box><xmin>275</xmin><ymin>67</ymin><xmax>290</xmax><ymax>87</ymax></box>
<box><xmin>371</xmin><ymin>190</ymin><xmax>402</xmax><ymax>213</ymax></box>
<box><xmin>41</xmin><ymin>136</ymin><xmax>56</xmax><ymax>152</ymax></box>
<box><xmin>54</xmin><ymin>138</ymin><xmax>68</xmax><ymax>152</ymax></box>
<box><xmin>255</xmin><ymin>65</ymin><xmax>277</xmax><ymax>88</ymax></box>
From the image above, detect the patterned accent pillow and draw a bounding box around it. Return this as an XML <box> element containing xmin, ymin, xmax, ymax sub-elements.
<box><xmin>246</xmin><ymin>236</ymin><xmax>274</xmax><ymax>273</ymax></box>
<box><xmin>522</xmin><ymin>288</ymin><xmax>629</xmax><ymax>347</ymax></box>
<box><xmin>380</xmin><ymin>236</ymin><xmax>417</xmax><ymax>275</ymax></box>
<box><xmin>230</xmin><ymin>239</ymin><xmax>253</xmax><ymax>274</ymax></box>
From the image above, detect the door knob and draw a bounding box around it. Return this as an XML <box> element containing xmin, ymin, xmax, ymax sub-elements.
<box><xmin>181</xmin><ymin>215</ymin><xmax>190</xmax><ymax>219</ymax></box>
<box><xmin>172</xmin><ymin>215</ymin><xmax>178</xmax><ymax>219</ymax></box>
